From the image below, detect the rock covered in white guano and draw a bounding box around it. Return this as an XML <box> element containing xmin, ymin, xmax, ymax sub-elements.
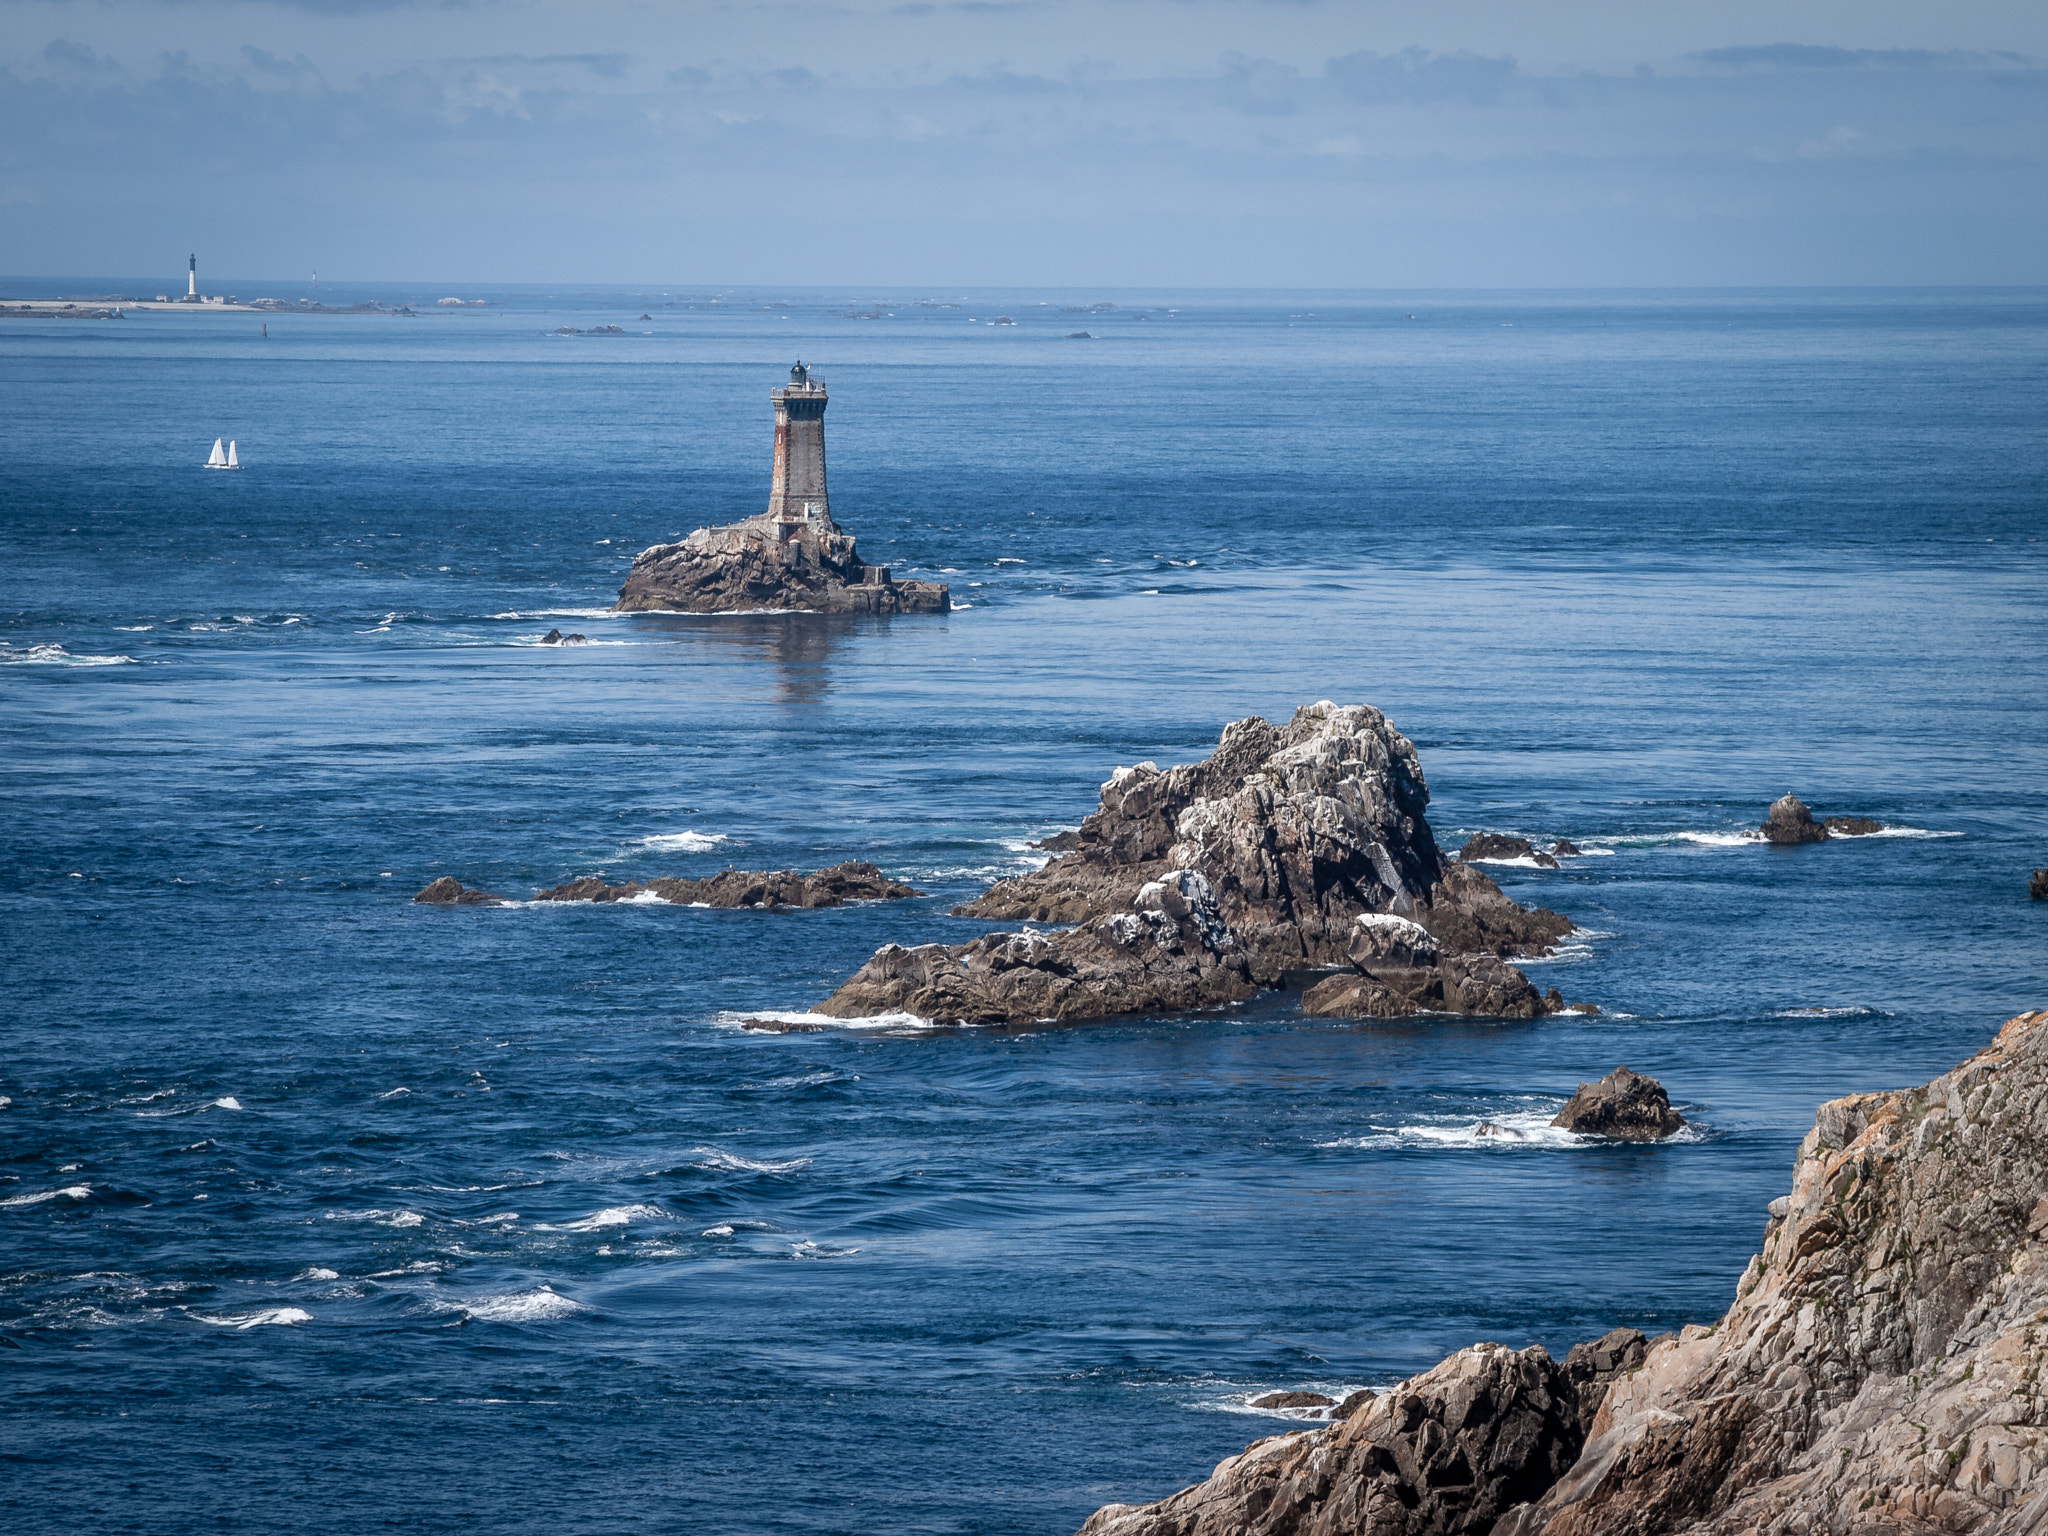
<box><xmin>818</xmin><ymin>703</ymin><xmax>1577</xmax><ymax>1025</ymax></box>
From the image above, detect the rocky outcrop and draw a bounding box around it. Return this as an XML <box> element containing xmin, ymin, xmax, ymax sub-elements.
<box><xmin>817</xmin><ymin>704</ymin><xmax>1577</xmax><ymax>1025</ymax></box>
<box><xmin>1499</xmin><ymin>1006</ymin><xmax>2048</xmax><ymax>1534</ymax></box>
<box><xmin>1251</xmin><ymin>1392</ymin><xmax>1338</xmax><ymax>1412</ymax></box>
<box><xmin>1298</xmin><ymin>914</ymin><xmax>1550</xmax><ymax>1020</ymax></box>
<box><xmin>413</xmin><ymin>877</ymin><xmax>503</xmax><ymax>905</ymax></box>
<box><xmin>1552</xmin><ymin>841</ymin><xmax>1581</xmax><ymax>857</ymax></box>
<box><xmin>1760</xmin><ymin>793</ymin><xmax>1828</xmax><ymax>845</ymax></box>
<box><xmin>2033</xmin><ymin>869</ymin><xmax>2048</xmax><ymax>901</ymax></box>
<box><xmin>1459</xmin><ymin>833</ymin><xmax>1557</xmax><ymax>868</ymax></box>
<box><xmin>1549</xmin><ymin>1067</ymin><xmax>1686</xmax><ymax>1141</ymax></box>
<box><xmin>1081</xmin><ymin>1009</ymin><xmax>2048</xmax><ymax>1536</ymax></box>
<box><xmin>1760</xmin><ymin>796</ymin><xmax>1888</xmax><ymax>845</ymax></box>
<box><xmin>540</xmin><ymin>628</ymin><xmax>587</xmax><ymax>644</ymax></box>
<box><xmin>614</xmin><ymin>512</ymin><xmax>948</xmax><ymax>615</ymax></box>
<box><xmin>1078</xmin><ymin>1332</ymin><xmax>1648</xmax><ymax>1536</ymax></box>
<box><xmin>532</xmin><ymin>862</ymin><xmax>920</xmax><ymax>909</ymax></box>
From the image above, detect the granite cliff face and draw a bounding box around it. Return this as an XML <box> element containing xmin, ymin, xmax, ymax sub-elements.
<box><xmin>817</xmin><ymin>703</ymin><xmax>1575</xmax><ymax>1026</ymax></box>
<box><xmin>1076</xmin><ymin>1008</ymin><xmax>2048</xmax><ymax>1536</ymax></box>
<box><xmin>613</xmin><ymin>511</ymin><xmax>949</xmax><ymax>615</ymax></box>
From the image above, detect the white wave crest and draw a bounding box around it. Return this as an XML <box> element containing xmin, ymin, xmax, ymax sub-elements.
<box><xmin>325</xmin><ymin>1207</ymin><xmax>425</xmax><ymax>1227</ymax></box>
<box><xmin>0</xmin><ymin>1184</ymin><xmax>92</xmax><ymax>1208</ymax></box>
<box><xmin>692</xmin><ymin>1146</ymin><xmax>813</xmax><ymax>1175</ymax></box>
<box><xmin>210</xmin><ymin>1096</ymin><xmax>243</xmax><ymax>1111</ymax></box>
<box><xmin>195</xmin><ymin>1306</ymin><xmax>313</xmax><ymax>1329</ymax></box>
<box><xmin>294</xmin><ymin>1268</ymin><xmax>341</xmax><ymax>1282</ymax></box>
<box><xmin>538</xmin><ymin>1204</ymin><xmax>668</xmax><ymax>1232</ymax></box>
<box><xmin>1</xmin><ymin>643</ymin><xmax>137</xmax><ymax>667</ymax></box>
<box><xmin>462</xmin><ymin>1286</ymin><xmax>592</xmax><ymax>1323</ymax></box>
<box><xmin>1859</xmin><ymin>826</ymin><xmax>1962</xmax><ymax>840</ymax></box>
<box><xmin>789</xmin><ymin>1239</ymin><xmax>859</xmax><ymax>1259</ymax></box>
<box><xmin>1774</xmin><ymin>1005</ymin><xmax>1895</xmax><ymax>1020</ymax></box>
<box><xmin>631</xmin><ymin>830</ymin><xmax>728</xmax><ymax>853</ymax></box>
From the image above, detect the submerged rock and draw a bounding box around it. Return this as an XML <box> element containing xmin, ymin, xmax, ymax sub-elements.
<box><xmin>1822</xmin><ymin>815</ymin><xmax>1883</xmax><ymax>836</ymax></box>
<box><xmin>1760</xmin><ymin>793</ymin><xmax>1828</xmax><ymax>845</ymax></box>
<box><xmin>818</xmin><ymin>703</ymin><xmax>1578</xmax><ymax>1026</ymax></box>
<box><xmin>413</xmin><ymin>877</ymin><xmax>502</xmax><ymax>906</ymax></box>
<box><xmin>1250</xmin><ymin>1391</ymin><xmax>1337</xmax><ymax>1412</ymax></box>
<box><xmin>531</xmin><ymin>862</ymin><xmax>920</xmax><ymax>910</ymax></box>
<box><xmin>539</xmin><ymin>628</ymin><xmax>587</xmax><ymax>645</ymax></box>
<box><xmin>2033</xmin><ymin>868</ymin><xmax>2048</xmax><ymax>900</ymax></box>
<box><xmin>1549</xmin><ymin>1066</ymin><xmax>1686</xmax><ymax>1140</ymax></box>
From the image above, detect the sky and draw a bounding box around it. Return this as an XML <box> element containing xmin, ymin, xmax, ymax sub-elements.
<box><xmin>2</xmin><ymin>0</ymin><xmax>2044</xmax><ymax>287</ymax></box>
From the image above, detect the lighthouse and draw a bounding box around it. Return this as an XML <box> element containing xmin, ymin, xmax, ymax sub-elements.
<box><xmin>187</xmin><ymin>254</ymin><xmax>197</xmax><ymax>299</ymax></box>
<box><xmin>766</xmin><ymin>361</ymin><xmax>830</xmax><ymax>533</ymax></box>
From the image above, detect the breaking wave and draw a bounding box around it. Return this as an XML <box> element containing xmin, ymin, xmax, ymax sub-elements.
<box><xmin>630</xmin><ymin>830</ymin><xmax>729</xmax><ymax>853</ymax></box>
<box><xmin>460</xmin><ymin>1286</ymin><xmax>592</xmax><ymax>1323</ymax></box>
<box><xmin>1</xmin><ymin>643</ymin><xmax>138</xmax><ymax>667</ymax></box>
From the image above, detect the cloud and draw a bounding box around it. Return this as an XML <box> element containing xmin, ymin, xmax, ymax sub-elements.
<box><xmin>1694</xmin><ymin>45</ymin><xmax>2028</xmax><ymax>72</ymax></box>
<box><xmin>1217</xmin><ymin>54</ymin><xmax>1301</xmax><ymax>117</ymax></box>
<box><xmin>42</xmin><ymin>39</ymin><xmax>125</xmax><ymax>77</ymax></box>
<box><xmin>1326</xmin><ymin>47</ymin><xmax>1517</xmax><ymax>105</ymax></box>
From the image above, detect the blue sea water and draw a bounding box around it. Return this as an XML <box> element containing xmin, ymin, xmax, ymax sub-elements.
<box><xmin>2</xmin><ymin>283</ymin><xmax>2046</xmax><ymax>1534</ymax></box>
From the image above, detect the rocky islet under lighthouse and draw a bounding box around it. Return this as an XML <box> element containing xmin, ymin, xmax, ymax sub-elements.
<box><xmin>613</xmin><ymin>362</ymin><xmax>950</xmax><ymax>615</ymax></box>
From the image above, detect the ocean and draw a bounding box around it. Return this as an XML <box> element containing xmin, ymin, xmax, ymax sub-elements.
<box><xmin>2</xmin><ymin>284</ymin><xmax>2045</xmax><ymax>1533</ymax></box>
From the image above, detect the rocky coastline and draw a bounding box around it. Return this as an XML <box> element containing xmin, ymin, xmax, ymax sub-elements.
<box><xmin>415</xmin><ymin>862</ymin><xmax>921</xmax><ymax>910</ymax></box>
<box><xmin>815</xmin><ymin>702</ymin><xmax>1583</xmax><ymax>1027</ymax></box>
<box><xmin>1076</xmin><ymin>1007</ymin><xmax>2048</xmax><ymax>1536</ymax></box>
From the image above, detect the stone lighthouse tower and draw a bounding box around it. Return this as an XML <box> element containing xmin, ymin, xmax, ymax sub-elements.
<box><xmin>766</xmin><ymin>361</ymin><xmax>830</xmax><ymax>531</ymax></box>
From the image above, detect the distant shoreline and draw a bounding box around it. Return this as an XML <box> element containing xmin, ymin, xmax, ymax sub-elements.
<box><xmin>0</xmin><ymin>297</ymin><xmax>428</xmax><ymax>316</ymax></box>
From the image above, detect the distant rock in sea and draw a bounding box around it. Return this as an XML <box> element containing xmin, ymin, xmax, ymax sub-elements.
<box><xmin>539</xmin><ymin>628</ymin><xmax>587</xmax><ymax>645</ymax></box>
<box><xmin>2033</xmin><ymin>868</ymin><xmax>2048</xmax><ymax>900</ymax></box>
<box><xmin>816</xmin><ymin>702</ymin><xmax>1581</xmax><ymax>1026</ymax></box>
<box><xmin>1549</xmin><ymin>1066</ymin><xmax>1686</xmax><ymax>1140</ymax></box>
<box><xmin>531</xmin><ymin>862</ymin><xmax>920</xmax><ymax>910</ymax></box>
<box><xmin>1823</xmin><ymin>814</ymin><xmax>1883</xmax><ymax>836</ymax></box>
<box><xmin>1760</xmin><ymin>792</ymin><xmax>1829</xmax><ymax>845</ymax></box>
<box><xmin>1080</xmin><ymin>1007</ymin><xmax>2048</xmax><ymax>1536</ymax></box>
<box><xmin>1459</xmin><ymin>832</ymin><xmax>1560</xmax><ymax>868</ymax></box>
<box><xmin>614</xmin><ymin>363</ymin><xmax>949</xmax><ymax>616</ymax></box>
<box><xmin>414</xmin><ymin>877</ymin><xmax>502</xmax><ymax>906</ymax></box>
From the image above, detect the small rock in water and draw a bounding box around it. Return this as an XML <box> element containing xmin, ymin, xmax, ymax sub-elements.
<box><xmin>1332</xmin><ymin>1389</ymin><xmax>1377</xmax><ymax>1418</ymax></box>
<box><xmin>1760</xmin><ymin>793</ymin><xmax>1828</xmax><ymax>845</ymax></box>
<box><xmin>1249</xmin><ymin>1390</ymin><xmax>1336</xmax><ymax>1411</ymax></box>
<box><xmin>1551</xmin><ymin>1065</ymin><xmax>1685</xmax><ymax>1140</ymax></box>
<box><xmin>540</xmin><ymin>628</ymin><xmax>588</xmax><ymax>645</ymax></box>
<box><xmin>1822</xmin><ymin>815</ymin><xmax>1883</xmax><ymax>836</ymax></box>
<box><xmin>1552</xmin><ymin>839</ymin><xmax>1581</xmax><ymax>856</ymax></box>
<box><xmin>413</xmin><ymin>877</ymin><xmax>502</xmax><ymax>906</ymax></box>
<box><xmin>738</xmin><ymin>1018</ymin><xmax>829</xmax><ymax>1034</ymax></box>
<box><xmin>1474</xmin><ymin>1120</ymin><xmax>1523</xmax><ymax>1139</ymax></box>
<box><xmin>2033</xmin><ymin>868</ymin><xmax>2048</xmax><ymax>900</ymax></box>
<box><xmin>1459</xmin><ymin>832</ymin><xmax>1535</xmax><ymax>861</ymax></box>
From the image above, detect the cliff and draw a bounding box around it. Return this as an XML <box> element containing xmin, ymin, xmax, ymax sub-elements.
<box><xmin>1076</xmin><ymin>1007</ymin><xmax>2048</xmax><ymax>1536</ymax></box>
<box><xmin>613</xmin><ymin>510</ymin><xmax>949</xmax><ymax>615</ymax></box>
<box><xmin>816</xmin><ymin>702</ymin><xmax>1576</xmax><ymax>1026</ymax></box>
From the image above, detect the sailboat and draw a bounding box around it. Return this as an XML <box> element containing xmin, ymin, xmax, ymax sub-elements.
<box><xmin>204</xmin><ymin>438</ymin><xmax>241</xmax><ymax>471</ymax></box>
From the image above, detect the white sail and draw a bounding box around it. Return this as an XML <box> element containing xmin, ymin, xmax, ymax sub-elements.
<box><xmin>206</xmin><ymin>438</ymin><xmax>226</xmax><ymax>468</ymax></box>
<box><xmin>226</xmin><ymin>440</ymin><xmax>239</xmax><ymax>468</ymax></box>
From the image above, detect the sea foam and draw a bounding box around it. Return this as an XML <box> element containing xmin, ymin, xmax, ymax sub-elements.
<box><xmin>461</xmin><ymin>1286</ymin><xmax>592</xmax><ymax>1323</ymax></box>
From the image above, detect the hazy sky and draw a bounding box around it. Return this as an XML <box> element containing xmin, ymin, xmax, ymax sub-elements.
<box><xmin>3</xmin><ymin>0</ymin><xmax>2044</xmax><ymax>286</ymax></box>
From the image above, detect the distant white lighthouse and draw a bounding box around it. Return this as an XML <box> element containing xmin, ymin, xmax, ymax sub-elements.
<box><xmin>187</xmin><ymin>254</ymin><xmax>197</xmax><ymax>299</ymax></box>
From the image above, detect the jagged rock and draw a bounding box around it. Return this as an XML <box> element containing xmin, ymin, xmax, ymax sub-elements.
<box><xmin>1497</xmin><ymin>1007</ymin><xmax>2048</xmax><ymax>1534</ymax></box>
<box><xmin>1822</xmin><ymin>815</ymin><xmax>1883</xmax><ymax>836</ymax></box>
<box><xmin>413</xmin><ymin>877</ymin><xmax>502</xmax><ymax>906</ymax></box>
<box><xmin>1334</xmin><ymin>1390</ymin><xmax>1378</xmax><ymax>1418</ymax></box>
<box><xmin>1760</xmin><ymin>794</ymin><xmax>1827</xmax><ymax>845</ymax></box>
<box><xmin>540</xmin><ymin>628</ymin><xmax>588</xmax><ymax>645</ymax></box>
<box><xmin>531</xmin><ymin>861</ymin><xmax>920</xmax><ymax>910</ymax></box>
<box><xmin>1552</xmin><ymin>841</ymin><xmax>1581</xmax><ymax>857</ymax></box>
<box><xmin>1559</xmin><ymin>1329</ymin><xmax>1651</xmax><ymax>1440</ymax></box>
<box><xmin>820</xmin><ymin>704</ymin><xmax>1575</xmax><ymax>1025</ymax></box>
<box><xmin>817</xmin><ymin>871</ymin><xmax>1256</xmax><ymax>1026</ymax></box>
<box><xmin>1299</xmin><ymin>913</ymin><xmax>1551</xmax><ymax>1018</ymax></box>
<box><xmin>1078</xmin><ymin>1336</ymin><xmax>1642</xmax><ymax>1536</ymax></box>
<box><xmin>1550</xmin><ymin>1067</ymin><xmax>1685</xmax><ymax>1140</ymax></box>
<box><xmin>738</xmin><ymin>1018</ymin><xmax>829</xmax><ymax>1033</ymax></box>
<box><xmin>1251</xmin><ymin>1392</ymin><xmax>1337</xmax><ymax>1412</ymax></box>
<box><xmin>2032</xmin><ymin>869</ymin><xmax>2048</xmax><ymax>900</ymax></box>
